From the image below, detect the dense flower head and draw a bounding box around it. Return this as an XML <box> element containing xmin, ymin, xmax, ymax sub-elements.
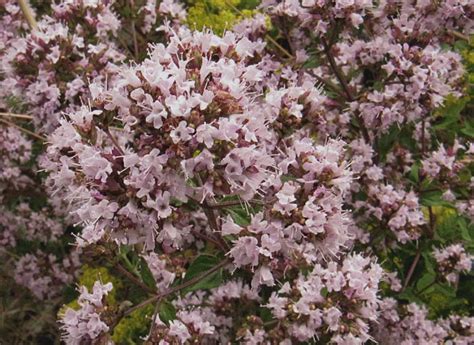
<box><xmin>146</xmin><ymin>279</ymin><xmax>260</xmax><ymax>343</ymax></box>
<box><xmin>265</xmin><ymin>253</ymin><xmax>383</xmax><ymax>343</ymax></box>
<box><xmin>0</xmin><ymin>0</ymin><xmax>473</xmax><ymax>343</ymax></box>
<box><xmin>354</xmin><ymin>184</ymin><xmax>426</xmax><ymax>243</ymax></box>
<box><xmin>343</xmin><ymin>42</ymin><xmax>464</xmax><ymax>132</ymax></box>
<box><xmin>0</xmin><ymin>0</ymin><xmax>125</xmax><ymax>132</ymax></box>
<box><xmin>43</xmin><ymin>27</ymin><xmax>271</xmax><ymax>250</ymax></box>
<box><xmin>59</xmin><ymin>281</ymin><xmax>113</xmax><ymax>345</ymax></box>
<box><xmin>433</xmin><ymin>243</ymin><xmax>473</xmax><ymax>284</ymax></box>
<box><xmin>374</xmin><ymin>299</ymin><xmax>474</xmax><ymax>345</ymax></box>
<box><xmin>140</xmin><ymin>0</ymin><xmax>187</xmax><ymax>33</ymax></box>
<box><xmin>14</xmin><ymin>249</ymin><xmax>81</xmax><ymax>300</ymax></box>
<box><xmin>0</xmin><ymin>127</ymin><xmax>32</xmax><ymax>193</ymax></box>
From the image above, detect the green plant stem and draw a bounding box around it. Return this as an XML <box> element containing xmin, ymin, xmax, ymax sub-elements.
<box><xmin>0</xmin><ymin>112</ymin><xmax>33</xmax><ymax>120</ymax></box>
<box><xmin>104</xmin><ymin>128</ymin><xmax>125</xmax><ymax>155</ymax></box>
<box><xmin>114</xmin><ymin>262</ymin><xmax>156</xmax><ymax>295</ymax></box>
<box><xmin>122</xmin><ymin>259</ymin><xmax>229</xmax><ymax>317</ymax></box>
<box><xmin>129</xmin><ymin>0</ymin><xmax>139</xmax><ymax>60</ymax></box>
<box><xmin>206</xmin><ymin>198</ymin><xmax>264</xmax><ymax>209</ymax></box>
<box><xmin>0</xmin><ymin>118</ymin><xmax>46</xmax><ymax>142</ymax></box>
<box><xmin>195</xmin><ymin>174</ymin><xmax>231</xmax><ymax>252</ymax></box>
<box><xmin>321</xmin><ymin>37</ymin><xmax>371</xmax><ymax>143</ymax></box>
<box><xmin>403</xmin><ymin>250</ymin><xmax>421</xmax><ymax>291</ymax></box>
<box><xmin>17</xmin><ymin>0</ymin><xmax>38</xmax><ymax>30</ymax></box>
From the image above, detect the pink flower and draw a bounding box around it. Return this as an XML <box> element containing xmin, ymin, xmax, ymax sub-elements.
<box><xmin>170</xmin><ymin>120</ymin><xmax>195</xmax><ymax>144</ymax></box>
<box><xmin>228</xmin><ymin>236</ymin><xmax>260</xmax><ymax>268</ymax></box>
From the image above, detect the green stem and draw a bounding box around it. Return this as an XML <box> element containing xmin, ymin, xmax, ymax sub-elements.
<box><xmin>122</xmin><ymin>259</ymin><xmax>229</xmax><ymax>317</ymax></box>
<box><xmin>17</xmin><ymin>0</ymin><xmax>38</xmax><ymax>30</ymax></box>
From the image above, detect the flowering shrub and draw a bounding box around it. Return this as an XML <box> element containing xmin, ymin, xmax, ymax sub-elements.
<box><xmin>0</xmin><ymin>0</ymin><xmax>473</xmax><ymax>344</ymax></box>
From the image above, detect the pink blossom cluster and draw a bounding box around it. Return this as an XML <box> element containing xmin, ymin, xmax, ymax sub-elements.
<box><xmin>0</xmin><ymin>0</ymin><xmax>473</xmax><ymax>343</ymax></box>
<box><xmin>0</xmin><ymin>0</ymin><xmax>185</xmax><ymax>132</ymax></box>
<box><xmin>265</xmin><ymin>253</ymin><xmax>383</xmax><ymax>344</ymax></box>
<box><xmin>143</xmin><ymin>252</ymin><xmax>176</xmax><ymax>290</ymax></box>
<box><xmin>0</xmin><ymin>0</ymin><xmax>124</xmax><ymax>131</ymax></box>
<box><xmin>0</xmin><ymin>0</ymin><xmax>185</xmax><ymax>321</ymax></box>
<box><xmin>42</xmin><ymin>27</ymin><xmax>270</xmax><ymax>249</ymax></box>
<box><xmin>375</xmin><ymin>299</ymin><xmax>474</xmax><ymax>344</ymax></box>
<box><xmin>60</xmin><ymin>281</ymin><xmax>114</xmax><ymax>345</ymax></box>
<box><xmin>139</xmin><ymin>0</ymin><xmax>186</xmax><ymax>33</ymax></box>
<box><xmin>0</xmin><ymin>127</ymin><xmax>32</xmax><ymax>194</ymax></box>
<box><xmin>148</xmin><ymin>280</ymin><xmax>261</xmax><ymax>343</ymax></box>
<box><xmin>433</xmin><ymin>244</ymin><xmax>473</xmax><ymax>284</ymax></box>
<box><xmin>262</xmin><ymin>0</ymin><xmax>467</xmax><ymax>134</ymax></box>
<box><xmin>354</xmin><ymin>184</ymin><xmax>425</xmax><ymax>243</ymax></box>
<box><xmin>14</xmin><ymin>249</ymin><xmax>81</xmax><ymax>300</ymax></box>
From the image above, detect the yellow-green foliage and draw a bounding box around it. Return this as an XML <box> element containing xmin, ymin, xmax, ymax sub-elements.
<box><xmin>78</xmin><ymin>265</ymin><xmax>122</xmax><ymax>305</ymax></box>
<box><xmin>186</xmin><ymin>0</ymin><xmax>255</xmax><ymax>35</ymax></box>
<box><xmin>422</xmin><ymin>206</ymin><xmax>456</xmax><ymax>223</ymax></box>
<box><xmin>112</xmin><ymin>304</ymin><xmax>154</xmax><ymax>344</ymax></box>
<box><xmin>465</xmin><ymin>50</ymin><xmax>474</xmax><ymax>69</ymax></box>
<box><xmin>459</xmin><ymin>36</ymin><xmax>473</xmax><ymax>94</ymax></box>
<box><xmin>59</xmin><ymin>265</ymin><xmax>121</xmax><ymax>315</ymax></box>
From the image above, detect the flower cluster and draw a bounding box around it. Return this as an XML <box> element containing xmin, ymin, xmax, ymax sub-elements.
<box><xmin>433</xmin><ymin>244</ymin><xmax>473</xmax><ymax>284</ymax></box>
<box><xmin>59</xmin><ymin>281</ymin><xmax>114</xmax><ymax>345</ymax></box>
<box><xmin>0</xmin><ymin>0</ymin><xmax>473</xmax><ymax>344</ymax></box>
<box><xmin>265</xmin><ymin>253</ymin><xmax>383</xmax><ymax>344</ymax></box>
<box><xmin>43</xmin><ymin>27</ymin><xmax>269</xmax><ymax>250</ymax></box>
<box><xmin>14</xmin><ymin>249</ymin><xmax>80</xmax><ymax>300</ymax></box>
<box><xmin>354</xmin><ymin>184</ymin><xmax>425</xmax><ymax>243</ymax></box>
<box><xmin>147</xmin><ymin>279</ymin><xmax>261</xmax><ymax>343</ymax></box>
<box><xmin>375</xmin><ymin>299</ymin><xmax>474</xmax><ymax>345</ymax></box>
<box><xmin>0</xmin><ymin>0</ymin><xmax>124</xmax><ymax>131</ymax></box>
<box><xmin>0</xmin><ymin>127</ymin><xmax>32</xmax><ymax>194</ymax></box>
<box><xmin>139</xmin><ymin>0</ymin><xmax>186</xmax><ymax>33</ymax></box>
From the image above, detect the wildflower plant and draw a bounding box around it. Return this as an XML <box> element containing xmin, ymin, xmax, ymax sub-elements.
<box><xmin>0</xmin><ymin>0</ymin><xmax>473</xmax><ymax>344</ymax></box>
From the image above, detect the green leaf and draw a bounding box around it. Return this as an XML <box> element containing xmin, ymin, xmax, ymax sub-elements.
<box><xmin>258</xmin><ymin>307</ymin><xmax>274</xmax><ymax>323</ymax></box>
<box><xmin>460</xmin><ymin>120</ymin><xmax>474</xmax><ymax>138</ymax></box>
<box><xmin>434</xmin><ymin>283</ymin><xmax>457</xmax><ymax>298</ymax></box>
<box><xmin>398</xmin><ymin>287</ymin><xmax>424</xmax><ymax>305</ymax></box>
<box><xmin>226</xmin><ymin>208</ymin><xmax>251</xmax><ymax>227</ymax></box>
<box><xmin>376</xmin><ymin>125</ymin><xmax>400</xmax><ymax>161</ymax></box>
<box><xmin>181</xmin><ymin>255</ymin><xmax>223</xmax><ymax>294</ymax></box>
<box><xmin>302</xmin><ymin>57</ymin><xmax>318</xmax><ymax>69</ymax></box>
<box><xmin>457</xmin><ymin>217</ymin><xmax>472</xmax><ymax>241</ymax></box>
<box><xmin>422</xmin><ymin>253</ymin><xmax>436</xmax><ymax>274</ymax></box>
<box><xmin>139</xmin><ymin>257</ymin><xmax>156</xmax><ymax>290</ymax></box>
<box><xmin>420</xmin><ymin>191</ymin><xmax>455</xmax><ymax>208</ymax></box>
<box><xmin>281</xmin><ymin>174</ymin><xmax>298</xmax><ymax>183</ymax></box>
<box><xmin>416</xmin><ymin>273</ymin><xmax>436</xmax><ymax>292</ymax></box>
<box><xmin>158</xmin><ymin>300</ymin><xmax>176</xmax><ymax>325</ymax></box>
<box><xmin>433</xmin><ymin>96</ymin><xmax>467</xmax><ymax>130</ymax></box>
<box><xmin>408</xmin><ymin>161</ymin><xmax>420</xmax><ymax>183</ymax></box>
